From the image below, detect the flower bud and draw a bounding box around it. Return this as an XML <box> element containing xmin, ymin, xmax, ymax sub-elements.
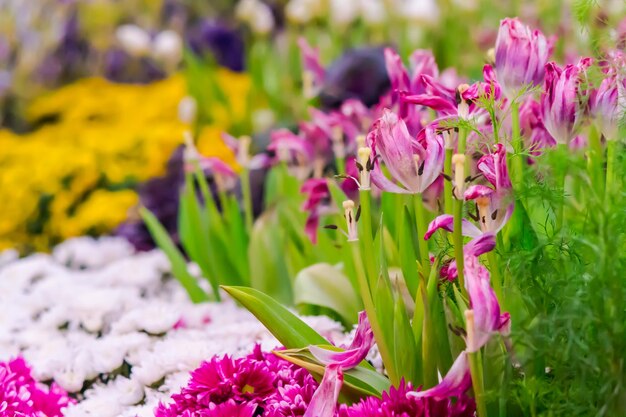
<box><xmin>115</xmin><ymin>24</ymin><xmax>151</xmax><ymax>57</ymax></box>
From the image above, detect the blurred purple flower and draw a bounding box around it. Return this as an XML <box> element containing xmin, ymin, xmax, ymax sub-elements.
<box><xmin>319</xmin><ymin>47</ymin><xmax>390</xmax><ymax>109</ymax></box>
<box><xmin>186</xmin><ymin>21</ymin><xmax>245</xmax><ymax>72</ymax></box>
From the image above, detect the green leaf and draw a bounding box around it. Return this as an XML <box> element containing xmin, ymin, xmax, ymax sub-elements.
<box><xmin>393</xmin><ymin>292</ymin><xmax>420</xmax><ymax>383</ymax></box>
<box><xmin>399</xmin><ymin>206</ymin><xmax>419</xmax><ymax>297</ymax></box>
<box><xmin>294</xmin><ymin>263</ymin><xmax>361</xmax><ymax>325</ymax></box>
<box><xmin>273</xmin><ymin>347</ymin><xmax>391</xmax><ymax>399</ymax></box>
<box><xmin>178</xmin><ymin>176</ymin><xmax>221</xmax><ymax>299</ymax></box>
<box><xmin>140</xmin><ymin>207</ymin><xmax>209</xmax><ymax>303</ymax></box>
<box><xmin>222</xmin><ymin>286</ymin><xmax>326</xmax><ymax>348</ymax></box>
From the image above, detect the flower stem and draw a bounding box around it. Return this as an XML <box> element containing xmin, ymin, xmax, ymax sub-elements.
<box><xmin>468</xmin><ymin>350</ymin><xmax>489</xmax><ymax>417</ymax></box>
<box><xmin>359</xmin><ymin>189</ymin><xmax>377</xmax><ymax>288</ymax></box>
<box><xmin>511</xmin><ymin>100</ymin><xmax>524</xmax><ymax>188</ymax></box>
<box><xmin>444</xmin><ymin>148</ymin><xmax>453</xmax><ymax>214</ymax></box>
<box><xmin>487</xmin><ymin>250</ymin><xmax>503</xmax><ymax>302</ymax></box>
<box><xmin>413</xmin><ymin>194</ymin><xmax>432</xmax><ymax>280</ymax></box>
<box><xmin>240</xmin><ymin>168</ymin><xmax>254</xmax><ymax>233</ymax></box>
<box><xmin>453</xmin><ymin>197</ymin><xmax>465</xmax><ymax>290</ymax></box>
<box><xmin>555</xmin><ymin>143</ymin><xmax>567</xmax><ymax>231</ymax></box>
<box><xmin>606</xmin><ymin>139</ymin><xmax>617</xmax><ymax>198</ymax></box>
<box><xmin>349</xmin><ymin>241</ymin><xmax>399</xmax><ymax>385</ymax></box>
<box><xmin>335</xmin><ymin>155</ymin><xmax>346</xmax><ymax>176</ymax></box>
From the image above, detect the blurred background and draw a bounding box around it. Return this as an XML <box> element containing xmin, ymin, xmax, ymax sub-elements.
<box><xmin>1</xmin><ymin>0</ymin><xmax>623</xmax><ymax>253</ymax></box>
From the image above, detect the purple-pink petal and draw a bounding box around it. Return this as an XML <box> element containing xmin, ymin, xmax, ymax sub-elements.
<box><xmin>304</xmin><ymin>364</ymin><xmax>343</xmax><ymax>417</ymax></box>
<box><xmin>407</xmin><ymin>351</ymin><xmax>472</xmax><ymax>400</ymax></box>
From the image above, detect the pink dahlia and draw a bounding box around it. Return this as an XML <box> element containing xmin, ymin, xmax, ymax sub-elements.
<box><xmin>337</xmin><ymin>380</ymin><xmax>475</xmax><ymax>417</ymax></box>
<box><xmin>0</xmin><ymin>357</ymin><xmax>74</xmax><ymax>417</ymax></box>
<box><xmin>155</xmin><ymin>345</ymin><xmax>319</xmax><ymax>417</ymax></box>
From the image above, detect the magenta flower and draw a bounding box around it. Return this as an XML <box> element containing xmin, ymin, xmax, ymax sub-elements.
<box><xmin>305</xmin><ymin>311</ymin><xmax>375</xmax><ymax>417</ymax></box>
<box><xmin>156</xmin><ymin>345</ymin><xmax>319</xmax><ymax>416</ymax></box>
<box><xmin>368</xmin><ymin>110</ymin><xmax>445</xmax><ymax>194</ymax></box>
<box><xmin>338</xmin><ymin>379</ymin><xmax>475</xmax><ymax>417</ymax></box>
<box><xmin>495</xmin><ymin>17</ymin><xmax>550</xmax><ymax>99</ymax></box>
<box><xmin>541</xmin><ymin>58</ymin><xmax>593</xmax><ymax>145</ymax></box>
<box><xmin>301</xmin><ymin>178</ymin><xmax>332</xmax><ymax>244</ymax></box>
<box><xmin>0</xmin><ymin>357</ymin><xmax>74</xmax><ymax>417</ymax></box>
<box><xmin>408</xmin><ymin>351</ymin><xmax>473</xmax><ymax>400</ymax></box>
<box><xmin>298</xmin><ymin>37</ymin><xmax>326</xmax><ymax>95</ymax></box>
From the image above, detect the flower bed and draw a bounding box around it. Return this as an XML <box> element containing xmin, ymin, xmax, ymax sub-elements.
<box><xmin>0</xmin><ymin>237</ymin><xmax>348</xmax><ymax>416</ymax></box>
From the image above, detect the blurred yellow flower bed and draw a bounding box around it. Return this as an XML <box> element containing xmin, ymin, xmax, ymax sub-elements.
<box><xmin>0</xmin><ymin>69</ymin><xmax>249</xmax><ymax>252</ymax></box>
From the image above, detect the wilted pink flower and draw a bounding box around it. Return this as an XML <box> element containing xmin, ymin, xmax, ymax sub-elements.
<box><xmin>305</xmin><ymin>311</ymin><xmax>374</xmax><ymax>417</ymax></box>
<box><xmin>463</xmin><ymin>255</ymin><xmax>510</xmax><ymax>352</ymax></box>
<box><xmin>464</xmin><ymin>144</ymin><xmax>514</xmax><ymax>234</ymax></box>
<box><xmin>301</xmin><ymin>178</ymin><xmax>332</xmax><ymax>244</ymax></box>
<box><xmin>541</xmin><ymin>58</ymin><xmax>592</xmax><ymax>145</ymax></box>
<box><xmin>0</xmin><ymin>357</ymin><xmax>74</xmax><ymax>417</ymax></box>
<box><xmin>368</xmin><ymin>111</ymin><xmax>444</xmax><ymax>194</ymax></box>
<box><xmin>495</xmin><ymin>17</ymin><xmax>550</xmax><ymax>99</ymax></box>
<box><xmin>338</xmin><ymin>379</ymin><xmax>475</xmax><ymax>417</ymax></box>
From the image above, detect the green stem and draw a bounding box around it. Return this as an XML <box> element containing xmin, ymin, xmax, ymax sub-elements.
<box><xmin>335</xmin><ymin>155</ymin><xmax>346</xmax><ymax>176</ymax></box>
<box><xmin>359</xmin><ymin>189</ymin><xmax>377</xmax><ymax>289</ymax></box>
<box><xmin>555</xmin><ymin>143</ymin><xmax>567</xmax><ymax>231</ymax></box>
<box><xmin>588</xmin><ymin>125</ymin><xmax>604</xmax><ymax>198</ymax></box>
<box><xmin>413</xmin><ymin>194</ymin><xmax>432</xmax><ymax>280</ymax></box>
<box><xmin>606</xmin><ymin>139</ymin><xmax>617</xmax><ymax>198</ymax></box>
<box><xmin>240</xmin><ymin>168</ymin><xmax>254</xmax><ymax>233</ymax></box>
<box><xmin>468</xmin><ymin>350</ymin><xmax>489</xmax><ymax>417</ymax></box>
<box><xmin>444</xmin><ymin>148</ymin><xmax>453</xmax><ymax>214</ymax></box>
<box><xmin>511</xmin><ymin>100</ymin><xmax>524</xmax><ymax>188</ymax></box>
<box><xmin>453</xmin><ymin>197</ymin><xmax>465</xmax><ymax>290</ymax></box>
<box><xmin>350</xmin><ymin>241</ymin><xmax>399</xmax><ymax>385</ymax></box>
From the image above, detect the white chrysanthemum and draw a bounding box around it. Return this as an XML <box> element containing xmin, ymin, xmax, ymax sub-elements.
<box><xmin>115</xmin><ymin>24</ymin><xmax>151</xmax><ymax>57</ymax></box>
<box><xmin>52</xmin><ymin>236</ymin><xmax>134</xmax><ymax>269</ymax></box>
<box><xmin>152</xmin><ymin>30</ymin><xmax>183</xmax><ymax>67</ymax></box>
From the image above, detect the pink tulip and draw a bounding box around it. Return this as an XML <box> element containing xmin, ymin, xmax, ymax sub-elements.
<box><xmin>541</xmin><ymin>58</ymin><xmax>592</xmax><ymax>145</ymax></box>
<box><xmin>495</xmin><ymin>17</ymin><xmax>550</xmax><ymax>99</ymax></box>
<box><xmin>368</xmin><ymin>110</ymin><xmax>444</xmax><ymax>194</ymax></box>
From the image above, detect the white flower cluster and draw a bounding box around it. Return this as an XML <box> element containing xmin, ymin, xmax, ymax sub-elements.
<box><xmin>115</xmin><ymin>25</ymin><xmax>183</xmax><ymax>69</ymax></box>
<box><xmin>0</xmin><ymin>237</ymin><xmax>345</xmax><ymax>417</ymax></box>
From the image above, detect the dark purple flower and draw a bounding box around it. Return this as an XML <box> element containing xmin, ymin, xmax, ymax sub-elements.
<box><xmin>186</xmin><ymin>21</ymin><xmax>245</xmax><ymax>72</ymax></box>
<box><xmin>319</xmin><ymin>47</ymin><xmax>390</xmax><ymax>109</ymax></box>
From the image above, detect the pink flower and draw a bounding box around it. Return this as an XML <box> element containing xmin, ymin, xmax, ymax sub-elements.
<box><xmin>541</xmin><ymin>58</ymin><xmax>593</xmax><ymax>145</ymax></box>
<box><xmin>156</xmin><ymin>345</ymin><xmax>318</xmax><ymax>416</ymax></box>
<box><xmin>519</xmin><ymin>98</ymin><xmax>556</xmax><ymax>155</ymax></box>
<box><xmin>495</xmin><ymin>17</ymin><xmax>550</xmax><ymax>99</ymax></box>
<box><xmin>368</xmin><ymin>111</ymin><xmax>444</xmax><ymax>194</ymax></box>
<box><xmin>0</xmin><ymin>357</ymin><xmax>74</xmax><ymax>417</ymax></box>
<box><xmin>298</xmin><ymin>37</ymin><xmax>326</xmax><ymax>94</ymax></box>
<box><xmin>301</xmin><ymin>178</ymin><xmax>332</xmax><ymax>244</ymax></box>
<box><xmin>463</xmin><ymin>256</ymin><xmax>510</xmax><ymax>352</ymax></box>
<box><xmin>305</xmin><ymin>311</ymin><xmax>375</xmax><ymax>417</ymax></box>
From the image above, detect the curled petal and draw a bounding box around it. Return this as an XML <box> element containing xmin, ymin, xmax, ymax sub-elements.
<box><xmin>403</xmin><ymin>94</ymin><xmax>457</xmax><ymax>115</ymax></box>
<box><xmin>464</xmin><ymin>232</ymin><xmax>496</xmax><ymax>257</ymax></box>
<box><xmin>384</xmin><ymin>48</ymin><xmax>410</xmax><ymax>93</ymax></box>
<box><xmin>464</xmin><ymin>184</ymin><xmax>494</xmax><ymax>201</ymax></box>
<box><xmin>424</xmin><ymin>214</ymin><xmax>483</xmax><ymax>240</ymax></box>
<box><xmin>310</xmin><ymin>311</ymin><xmax>374</xmax><ymax>369</ymax></box>
<box><xmin>407</xmin><ymin>351</ymin><xmax>472</xmax><ymax>400</ymax></box>
<box><xmin>304</xmin><ymin>364</ymin><xmax>343</xmax><ymax>417</ymax></box>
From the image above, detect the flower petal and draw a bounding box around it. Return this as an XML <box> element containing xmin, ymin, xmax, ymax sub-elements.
<box><xmin>304</xmin><ymin>364</ymin><xmax>343</xmax><ymax>417</ymax></box>
<box><xmin>407</xmin><ymin>351</ymin><xmax>472</xmax><ymax>400</ymax></box>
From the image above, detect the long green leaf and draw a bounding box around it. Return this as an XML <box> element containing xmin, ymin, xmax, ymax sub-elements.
<box><xmin>222</xmin><ymin>286</ymin><xmax>326</xmax><ymax>348</ymax></box>
<box><xmin>140</xmin><ymin>207</ymin><xmax>209</xmax><ymax>303</ymax></box>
